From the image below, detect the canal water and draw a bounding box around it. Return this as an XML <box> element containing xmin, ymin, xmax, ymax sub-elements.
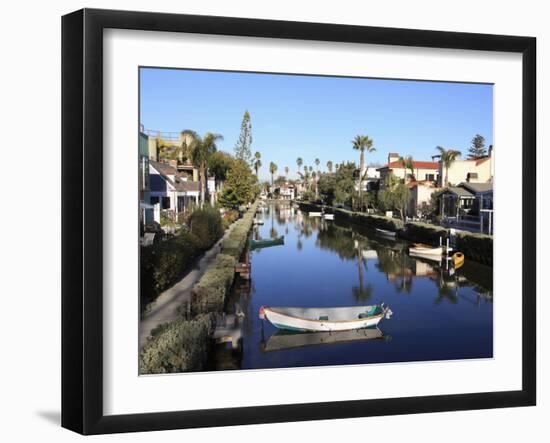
<box><xmin>209</xmin><ymin>203</ymin><xmax>493</xmax><ymax>371</ymax></box>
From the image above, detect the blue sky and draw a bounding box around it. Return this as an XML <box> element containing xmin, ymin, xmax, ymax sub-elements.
<box><xmin>140</xmin><ymin>67</ymin><xmax>493</xmax><ymax>181</ymax></box>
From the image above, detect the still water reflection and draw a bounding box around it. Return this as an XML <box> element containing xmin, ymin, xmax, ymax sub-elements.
<box><xmin>208</xmin><ymin>203</ymin><xmax>493</xmax><ymax>371</ymax></box>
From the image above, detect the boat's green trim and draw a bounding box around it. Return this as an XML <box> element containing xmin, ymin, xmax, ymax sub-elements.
<box><xmin>272</xmin><ymin>323</ymin><xmax>309</xmax><ymax>332</ymax></box>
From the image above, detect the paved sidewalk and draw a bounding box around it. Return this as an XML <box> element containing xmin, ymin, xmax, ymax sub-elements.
<box><xmin>139</xmin><ymin>221</ymin><xmax>238</xmax><ymax>348</ymax></box>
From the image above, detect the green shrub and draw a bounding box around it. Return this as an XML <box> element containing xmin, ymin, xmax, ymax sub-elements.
<box><xmin>334</xmin><ymin>208</ymin><xmax>405</xmax><ymax>231</ymax></box>
<box><xmin>456</xmin><ymin>232</ymin><xmax>493</xmax><ymax>266</ymax></box>
<box><xmin>403</xmin><ymin>222</ymin><xmax>449</xmax><ymax>245</ymax></box>
<box><xmin>140</xmin><ymin>231</ymin><xmax>202</xmax><ymax>309</ymax></box>
<box><xmin>189</xmin><ymin>206</ymin><xmax>224</xmax><ymax>249</ymax></box>
<box><xmin>192</xmin><ymin>202</ymin><xmax>258</xmax><ymax>314</ymax></box>
<box><xmin>139</xmin><ymin>313</ymin><xmax>216</xmax><ymax>374</ymax></box>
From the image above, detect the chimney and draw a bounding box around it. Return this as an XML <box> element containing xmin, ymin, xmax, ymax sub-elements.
<box><xmin>388</xmin><ymin>153</ymin><xmax>399</xmax><ymax>164</ymax></box>
<box><xmin>167</xmin><ymin>159</ymin><xmax>178</xmax><ymax>181</ymax></box>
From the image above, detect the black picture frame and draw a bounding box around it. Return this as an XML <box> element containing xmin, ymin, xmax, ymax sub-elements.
<box><xmin>62</xmin><ymin>8</ymin><xmax>536</xmax><ymax>435</ymax></box>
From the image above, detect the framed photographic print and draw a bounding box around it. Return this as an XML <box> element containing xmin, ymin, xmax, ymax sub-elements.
<box><xmin>62</xmin><ymin>8</ymin><xmax>536</xmax><ymax>435</ymax></box>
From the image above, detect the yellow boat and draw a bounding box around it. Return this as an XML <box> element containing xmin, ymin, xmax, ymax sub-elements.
<box><xmin>452</xmin><ymin>252</ymin><xmax>465</xmax><ymax>268</ymax></box>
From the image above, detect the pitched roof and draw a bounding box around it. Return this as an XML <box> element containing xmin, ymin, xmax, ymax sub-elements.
<box><xmin>444</xmin><ymin>186</ymin><xmax>475</xmax><ymax>198</ymax></box>
<box><xmin>150</xmin><ymin>160</ymin><xmax>177</xmax><ymax>177</ymax></box>
<box><xmin>460</xmin><ymin>182</ymin><xmax>493</xmax><ymax>194</ymax></box>
<box><xmin>150</xmin><ymin>160</ymin><xmax>200</xmax><ymax>193</ymax></box>
<box><xmin>381</xmin><ymin>160</ymin><xmax>440</xmax><ymax>170</ymax></box>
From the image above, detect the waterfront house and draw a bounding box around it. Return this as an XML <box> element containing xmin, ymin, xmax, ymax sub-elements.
<box><xmin>354</xmin><ymin>167</ymin><xmax>380</xmax><ymax>192</ymax></box>
<box><xmin>149</xmin><ymin>160</ymin><xmax>200</xmax><ymax>220</ymax></box>
<box><xmin>139</xmin><ymin>132</ymin><xmax>154</xmax><ymax>226</ymax></box>
<box><xmin>407</xmin><ymin>180</ymin><xmax>440</xmax><ymax>218</ymax></box>
<box><xmin>377</xmin><ymin>153</ymin><xmax>440</xmax><ymax>183</ymax></box>
<box><xmin>437</xmin><ymin>182</ymin><xmax>493</xmax><ymax>233</ymax></box>
<box><xmin>435</xmin><ymin>146</ymin><xmax>494</xmax><ymax>187</ymax></box>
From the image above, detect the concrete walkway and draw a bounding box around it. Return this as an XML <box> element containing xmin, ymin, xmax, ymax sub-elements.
<box><xmin>139</xmin><ymin>221</ymin><xmax>239</xmax><ymax>348</ymax></box>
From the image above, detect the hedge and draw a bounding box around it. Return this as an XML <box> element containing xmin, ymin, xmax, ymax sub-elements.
<box><xmin>192</xmin><ymin>201</ymin><xmax>259</xmax><ymax>314</ymax></box>
<box><xmin>140</xmin><ymin>208</ymin><xmax>225</xmax><ymax>311</ymax></box>
<box><xmin>402</xmin><ymin>222</ymin><xmax>449</xmax><ymax>245</ymax></box>
<box><xmin>139</xmin><ymin>313</ymin><xmax>216</xmax><ymax>374</ymax></box>
<box><xmin>455</xmin><ymin>231</ymin><xmax>493</xmax><ymax>266</ymax></box>
<box><xmin>334</xmin><ymin>208</ymin><xmax>405</xmax><ymax>231</ymax></box>
<box><xmin>188</xmin><ymin>206</ymin><xmax>224</xmax><ymax>249</ymax></box>
<box><xmin>191</xmin><ymin>254</ymin><xmax>237</xmax><ymax>314</ymax></box>
<box><xmin>140</xmin><ymin>231</ymin><xmax>202</xmax><ymax>309</ymax></box>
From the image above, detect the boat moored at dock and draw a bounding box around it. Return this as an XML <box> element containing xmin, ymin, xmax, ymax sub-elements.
<box><xmin>259</xmin><ymin>304</ymin><xmax>392</xmax><ymax>332</ymax></box>
<box><xmin>376</xmin><ymin>228</ymin><xmax>397</xmax><ymax>239</ymax></box>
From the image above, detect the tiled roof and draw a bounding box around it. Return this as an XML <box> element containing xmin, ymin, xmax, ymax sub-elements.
<box><xmin>382</xmin><ymin>160</ymin><xmax>440</xmax><ymax>169</ymax></box>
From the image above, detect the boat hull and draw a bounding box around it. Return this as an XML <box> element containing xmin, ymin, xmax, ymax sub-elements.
<box><xmin>262</xmin><ymin>306</ymin><xmax>386</xmax><ymax>332</ymax></box>
<box><xmin>376</xmin><ymin>228</ymin><xmax>396</xmax><ymax>238</ymax></box>
<box><xmin>409</xmin><ymin>246</ymin><xmax>443</xmax><ymax>257</ymax></box>
<box><xmin>262</xmin><ymin>328</ymin><xmax>384</xmax><ymax>352</ymax></box>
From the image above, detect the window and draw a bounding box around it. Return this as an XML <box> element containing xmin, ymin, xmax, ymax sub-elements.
<box><xmin>425</xmin><ymin>174</ymin><xmax>435</xmax><ymax>181</ymax></box>
<box><xmin>161</xmin><ymin>197</ymin><xmax>171</xmax><ymax>209</ymax></box>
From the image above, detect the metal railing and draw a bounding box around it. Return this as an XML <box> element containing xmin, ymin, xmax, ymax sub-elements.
<box><xmin>143</xmin><ymin>129</ymin><xmax>181</xmax><ymax>141</ymax></box>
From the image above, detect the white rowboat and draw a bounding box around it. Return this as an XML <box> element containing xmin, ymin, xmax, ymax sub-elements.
<box><xmin>376</xmin><ymin>228</ymin><xmax>397</xmax><ymax>238</ymax></box>
<box><xmin>323</xmin><ymin>214</ymin><xmax>335</xmax><ymax>220</ymax></box>
<box><xmin>309</xmin><ymin>212</ymin><xmax>322</xmax><ymax>217</ymax></box>
<box><xmin>259</xmin><ymin>305</ymin><xmax>392</xmax><ymax>332</ymax></box>
<box><xmin>409</xmin><ymin>243</ymin><xmax>443</xmax><ymax>257</ymax></box>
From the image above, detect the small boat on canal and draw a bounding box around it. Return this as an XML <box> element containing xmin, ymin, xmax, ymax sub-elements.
<box><xmin>323</xmin><ymin>213</ymin><xmax>335</xmax><ymax>220</ymax></box>
<box><xmin>376</xmin><ymin>228</ymin><xmax>397</xmax><ymax>239</ymax></box>
<box><xmin>250</xmin><ymin>236</ymin><xmax>285</xmax><ymax>250</ymax></box>
<box><xmin>309</xmin><ymin>211</ymin><xmax>322</xmax><ymax>217</ymax></box>
<box><xmin>259</xmin><ymin>304</ymin><xmax>392</xmax><ymax>332</ymax></box>
<box><xmin>261</xmin><ymin>327</ymin><xmax>388</xmax><ymax>352</ymax></box>
<box><xmin>253</xmin><ymin>218</ymin><xmax>264</xmax><ymax>225</ymax></box>
<box><xmin>409</xmin><ymin>243</ymin><xmax>443</xmax><ymax>259</ymax></box>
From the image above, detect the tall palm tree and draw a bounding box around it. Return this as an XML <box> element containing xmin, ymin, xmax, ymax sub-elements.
<box><xmin>436</xmin><ymin>146</ymin><xmax>461</xmax><ymax>187</ymax></box>
<box><xmin>352</xmin><ymin>135</ymin><xmax>376</xmax><ymax>199</ymax></box>
<box><xmin>181</xmin><ymin>130</ymin><xmax>223</xmax><ymax>206</ymax></box>
<box><xmin>315</xmin><ymin>158</ymin><xmax>320</xmax><ymax>172</ymax></box>
<box><xmin>312</xmin><ymin>171</ymin><xmax>318</xmax><ymax>198</ymax></box>
<box><xmin>327</xmin><ymin>160</ymin><xmax>333</xmax><ymax>173</ymax></box>
<box><xmin>253</xmin><ymin>151</ymin><xmax>262</xmax><ymax>177</ymax></box>
<box><xmin>269</xmin><ymin>161</ymin><xmax>278</xmax><ymax>187</ymax></box>
<box><xmin>398</xmin><ymin>155</ymin><xmax>415</xmax><ymax>181</ymax></box>
<box><xmin>296</xmin><ymin>157</ymin><xmax>303</xmax><ymax>175</ymax></box>
<box><xmin>284</xmin><ymin>166</ymin><xmax>289</xmax><ymax>178</ymax></box>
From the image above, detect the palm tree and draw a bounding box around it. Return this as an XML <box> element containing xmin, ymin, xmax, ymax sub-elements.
<box><xmin>352</xmin><ymin>135</ymin><xmax>376</xmax><ymax>199</ymax></box>
<box><xmin>254</xmin><ymin>151</ymin><xmax>262</xmax><ymax>176</ymax></box>
<box><xmin>312</xmin><ymin>171</ymin><xmax>318</xmax><ymax>198</ymax></box>
<box><xmin>436</xmin><ymin>146</ymin><xmax>461</xmax><ymax>187</ymax></box>
<box><xmin>181</xmin><ymin>130</ymin><xmax>223</xmax><ymax>206</ymax></box>
<box><xmin>284</xmin><ymin>166</ymin><xmax>289</xmax><ymax>178</ymax></box>
<box><xmin>315</xmin><ymin>158</ymin><xmax>320</xmax><ymax>172</ymax></box>
<box><xmin>398</xmin><ymin>155</ymin><xmax>415</xmax><ymax>181</ymax></box>
<box><xmin>269</xmin><ymin>161</ymin><xmax>278</xmax><ymax>186</ymax></box>
<box><xmin>296</xmin><ymin>157</ymin><xmax>303</xmax><ymax>175</ymax></box>
<box><xmin>327</xmin><ymin>160</ymin><xmax>333</xmax><ymax>173</ymax></box>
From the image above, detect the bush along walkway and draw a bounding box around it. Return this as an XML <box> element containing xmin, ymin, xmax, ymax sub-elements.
<box><xmin>139</xmin><ymin>201</ymin><xmax>259</xmax><ymax>374</ymax></box>
<box><xmin>298</xmin><ymin>201</ymin><xmax>493</xmax><ymax>266</ymax></box>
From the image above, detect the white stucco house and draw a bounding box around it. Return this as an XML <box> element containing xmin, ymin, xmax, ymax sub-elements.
<box><xmin>149</xmin><ymin>160</ymin><xmax>200</xmax><ymax>220</ymax></box>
